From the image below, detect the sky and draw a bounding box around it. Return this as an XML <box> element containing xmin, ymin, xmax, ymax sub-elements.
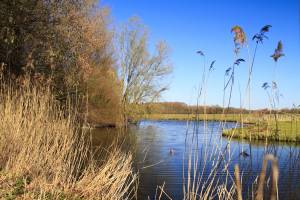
<box><xmin>101</xmin><ymin>0</ymin><xmax>300</xmax><ymax>109</ymax></box>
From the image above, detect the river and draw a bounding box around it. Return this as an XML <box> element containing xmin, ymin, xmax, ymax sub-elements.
<box><xmin>91</xmin><ymin>120</ymin><xmax>300</xmax><ymax>199</ymax></box>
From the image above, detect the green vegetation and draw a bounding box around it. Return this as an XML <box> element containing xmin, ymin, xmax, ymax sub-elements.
<box><xmin>223</xmin><ymin>116</ymin><xmax>300</xmax><ymax>142</ymax></box>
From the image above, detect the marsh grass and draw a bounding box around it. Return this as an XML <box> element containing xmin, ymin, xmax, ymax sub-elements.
<box><xmin>148</xmin><ymin>25</ymin><xmax>290</xmax><ymax>200</ymax></box>
<box><xmin>158</xmin><ymin>24</ymin><xmax>282</xmax><ymax>199</ymax></box>
<box><xmin>223</xmin><ymin>116</ymin><xmax>300</xmax><ymax>142</ymax></box>
<box><xmin>175</xmin><ymin>92</ymin><xmax>281</xmax><ymax>199</ymax></box>
<box><xmin>0</xmin><ymin>82</ymin><xmax>137</xmax><ymax>199</ymax></box>
<box><xmin>145</xmin><ymin>24</ymin><xmax>291</xmax><ymax>200</ymax></box>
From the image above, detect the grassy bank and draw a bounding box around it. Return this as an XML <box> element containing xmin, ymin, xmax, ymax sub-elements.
<box><xmin>223</xmin><ymin>120</ymin><xmax>300</xmax><ymax>142</ymax></box>
<box><xmin>0</xmin><ymin>84</ymin><xmax>137</xmax><ymax>199</ymax></box>
<box><xmin>143</xmin><ymin>113</ymin><xmax>300</xmax><ymax>142</ymax></box>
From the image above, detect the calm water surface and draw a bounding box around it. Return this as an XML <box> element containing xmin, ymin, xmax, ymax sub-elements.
<box><xmin>92</xmin><ymin>120</ymin><xmax>300</xmax><ymax>200</ymax></box>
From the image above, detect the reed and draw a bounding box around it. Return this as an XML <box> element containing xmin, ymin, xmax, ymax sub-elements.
<box><xmin>175</xmin><ymin>24</ymin><xmax>282</xmax><ymax>200</ymax></box>
<box><xmin>0</xmin><ymin>82</ymin><xmax>137</xmax><ymax>199</ymax></box>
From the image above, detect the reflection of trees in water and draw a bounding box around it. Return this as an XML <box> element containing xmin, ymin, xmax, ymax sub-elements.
<box><xmin>89</xmin><ymin>127</ymin><xmax>138</xmax><ymax>162</ymax></box>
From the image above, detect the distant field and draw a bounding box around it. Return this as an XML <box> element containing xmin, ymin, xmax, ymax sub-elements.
<box><xmin>142</xmin><ymin>113</ymin><xmax>249</xmax><ymax>122</ymax></box>
<box><xmin>142</xmin><ymin>113</ymin><xmax>300</xmax><ymax>142</ymax></box>
<box><xmin>142</xmin><ymin>113</ymin><xmax>300</xmax><ymax>122</ymax></box>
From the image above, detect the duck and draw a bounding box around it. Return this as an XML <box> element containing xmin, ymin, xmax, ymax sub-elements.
<box><xmin>169</xmin><ymin>148</ymin><xmax>175</xmax><ymax>155</ymax></box>
<box><xmin>239</xmin><ymin>150</ymin><xmax>250</xmax><ymax>157</ymax></box>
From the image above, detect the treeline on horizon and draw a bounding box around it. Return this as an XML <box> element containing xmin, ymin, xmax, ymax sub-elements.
<box><xmin>141</xmin><ymin>102</ymin><xmax>300</xmax><ymax>114</ymax></box>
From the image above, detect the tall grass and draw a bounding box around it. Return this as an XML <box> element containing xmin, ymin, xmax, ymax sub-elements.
<box><xmin>176</xmin><ymin>24</ymin><xmax>281</xmax><ymax>200</ymax></box>
<box><xmin>150</xmin><ymin>25</ymin><xmax>286</xmax><ymax>200</ymax></box>
<box><xmin>0</xmin><ymin>82</ymin><xmax>137</xmax><ymax>199</ymax></box>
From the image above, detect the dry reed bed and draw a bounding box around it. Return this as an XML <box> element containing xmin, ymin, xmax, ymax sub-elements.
<box><xmin>0</xmin><ymin>84</ymin><xmax>137</xmax><ymax>199</ymax></box>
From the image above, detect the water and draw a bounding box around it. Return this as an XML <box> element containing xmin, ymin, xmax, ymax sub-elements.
<box><xmin>91</xmin><ymin>120</ymin><xmax>300</xmax><ymax>199</ymax></box>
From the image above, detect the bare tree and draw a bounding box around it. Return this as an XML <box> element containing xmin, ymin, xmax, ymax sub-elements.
<box><xmin>118</xmin><ymin>17</ymin><xmax>172</xmax><ymax>118</ymax></box>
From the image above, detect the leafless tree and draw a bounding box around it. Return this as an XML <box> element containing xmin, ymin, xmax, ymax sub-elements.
<box><xmin>117</xmin><ymin>17</ymin><xmax>172</xmax><ymax>117</ymax></box>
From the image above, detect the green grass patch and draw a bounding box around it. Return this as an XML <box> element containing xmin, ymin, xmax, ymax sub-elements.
<box><xmin>223</xmin><ymin>120</ymin><xmax>300</xmax><ymax>142</ymax></box>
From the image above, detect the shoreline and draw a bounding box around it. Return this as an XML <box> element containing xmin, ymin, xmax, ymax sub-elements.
<box><xmin>140</xmin><ymin>114</ymin><xmax>300</xmax><ymax>142</ymax></box>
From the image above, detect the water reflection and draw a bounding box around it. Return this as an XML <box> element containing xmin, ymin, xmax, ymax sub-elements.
<box><xmin>91</xmin><ymin>120</ymin><xmax>300</xmax><ymax>199</ymax></box>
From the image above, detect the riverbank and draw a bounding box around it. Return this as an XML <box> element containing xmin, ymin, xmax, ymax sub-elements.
<box><xmin>142</xmin><ymin>113</ymin><xmax>250</xmax><ymax>122</ymax></box>
<box><xmin>223</xmin><ymin>120</ymin><xmax>300</xmax><ymax>142</ymax></box>
<box><xmin>142</xmin><ymin>113</ymin><xmax>300</xmax><ymax>142</ymax></box>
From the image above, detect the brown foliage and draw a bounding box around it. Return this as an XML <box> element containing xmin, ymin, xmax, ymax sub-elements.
<box><xmin>86</xmin><ymin>67</ymin><xmax>123</xmax><ymax>126</ymax></box>
<box><xmin>0</xmin><ymin>0</ymin><xmax>122</xmax><ymax>125</ymax></box>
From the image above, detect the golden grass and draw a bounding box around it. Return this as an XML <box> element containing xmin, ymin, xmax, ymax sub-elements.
<box><xmin>181</xmin><ymin>149</ymin><xmax>279</xmax><ymax>200</ymax></box>
<box><xmin>0</xmin><ymin>83</ymin><xmax>137</xmax><ymax>199</ymax></box>
<box><xmin>169</xmin><ymin>119</ymin><xmax>236</xmax><ymax>200</ymax></box>
<box><xmin>234</xmin><ymin>154</ymin><xmax>279</xmax><ymax>200</ymax></box>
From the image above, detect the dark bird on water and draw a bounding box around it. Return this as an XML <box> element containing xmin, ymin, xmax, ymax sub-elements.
<box><xmin>239</xmin><ymin>150</ymin><xmax>250</xmax><ymax>157</ymax></box>
<box><xmin>169</xmin><ymin>148</ymin><xmax>175</xmax><ymax>155</ymax></box>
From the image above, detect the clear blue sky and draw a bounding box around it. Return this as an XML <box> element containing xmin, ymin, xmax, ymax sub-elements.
<box><xmin>101</xmin><ymin>0</ymin><xmax>300</xmax><ymax>109</ymax></box>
